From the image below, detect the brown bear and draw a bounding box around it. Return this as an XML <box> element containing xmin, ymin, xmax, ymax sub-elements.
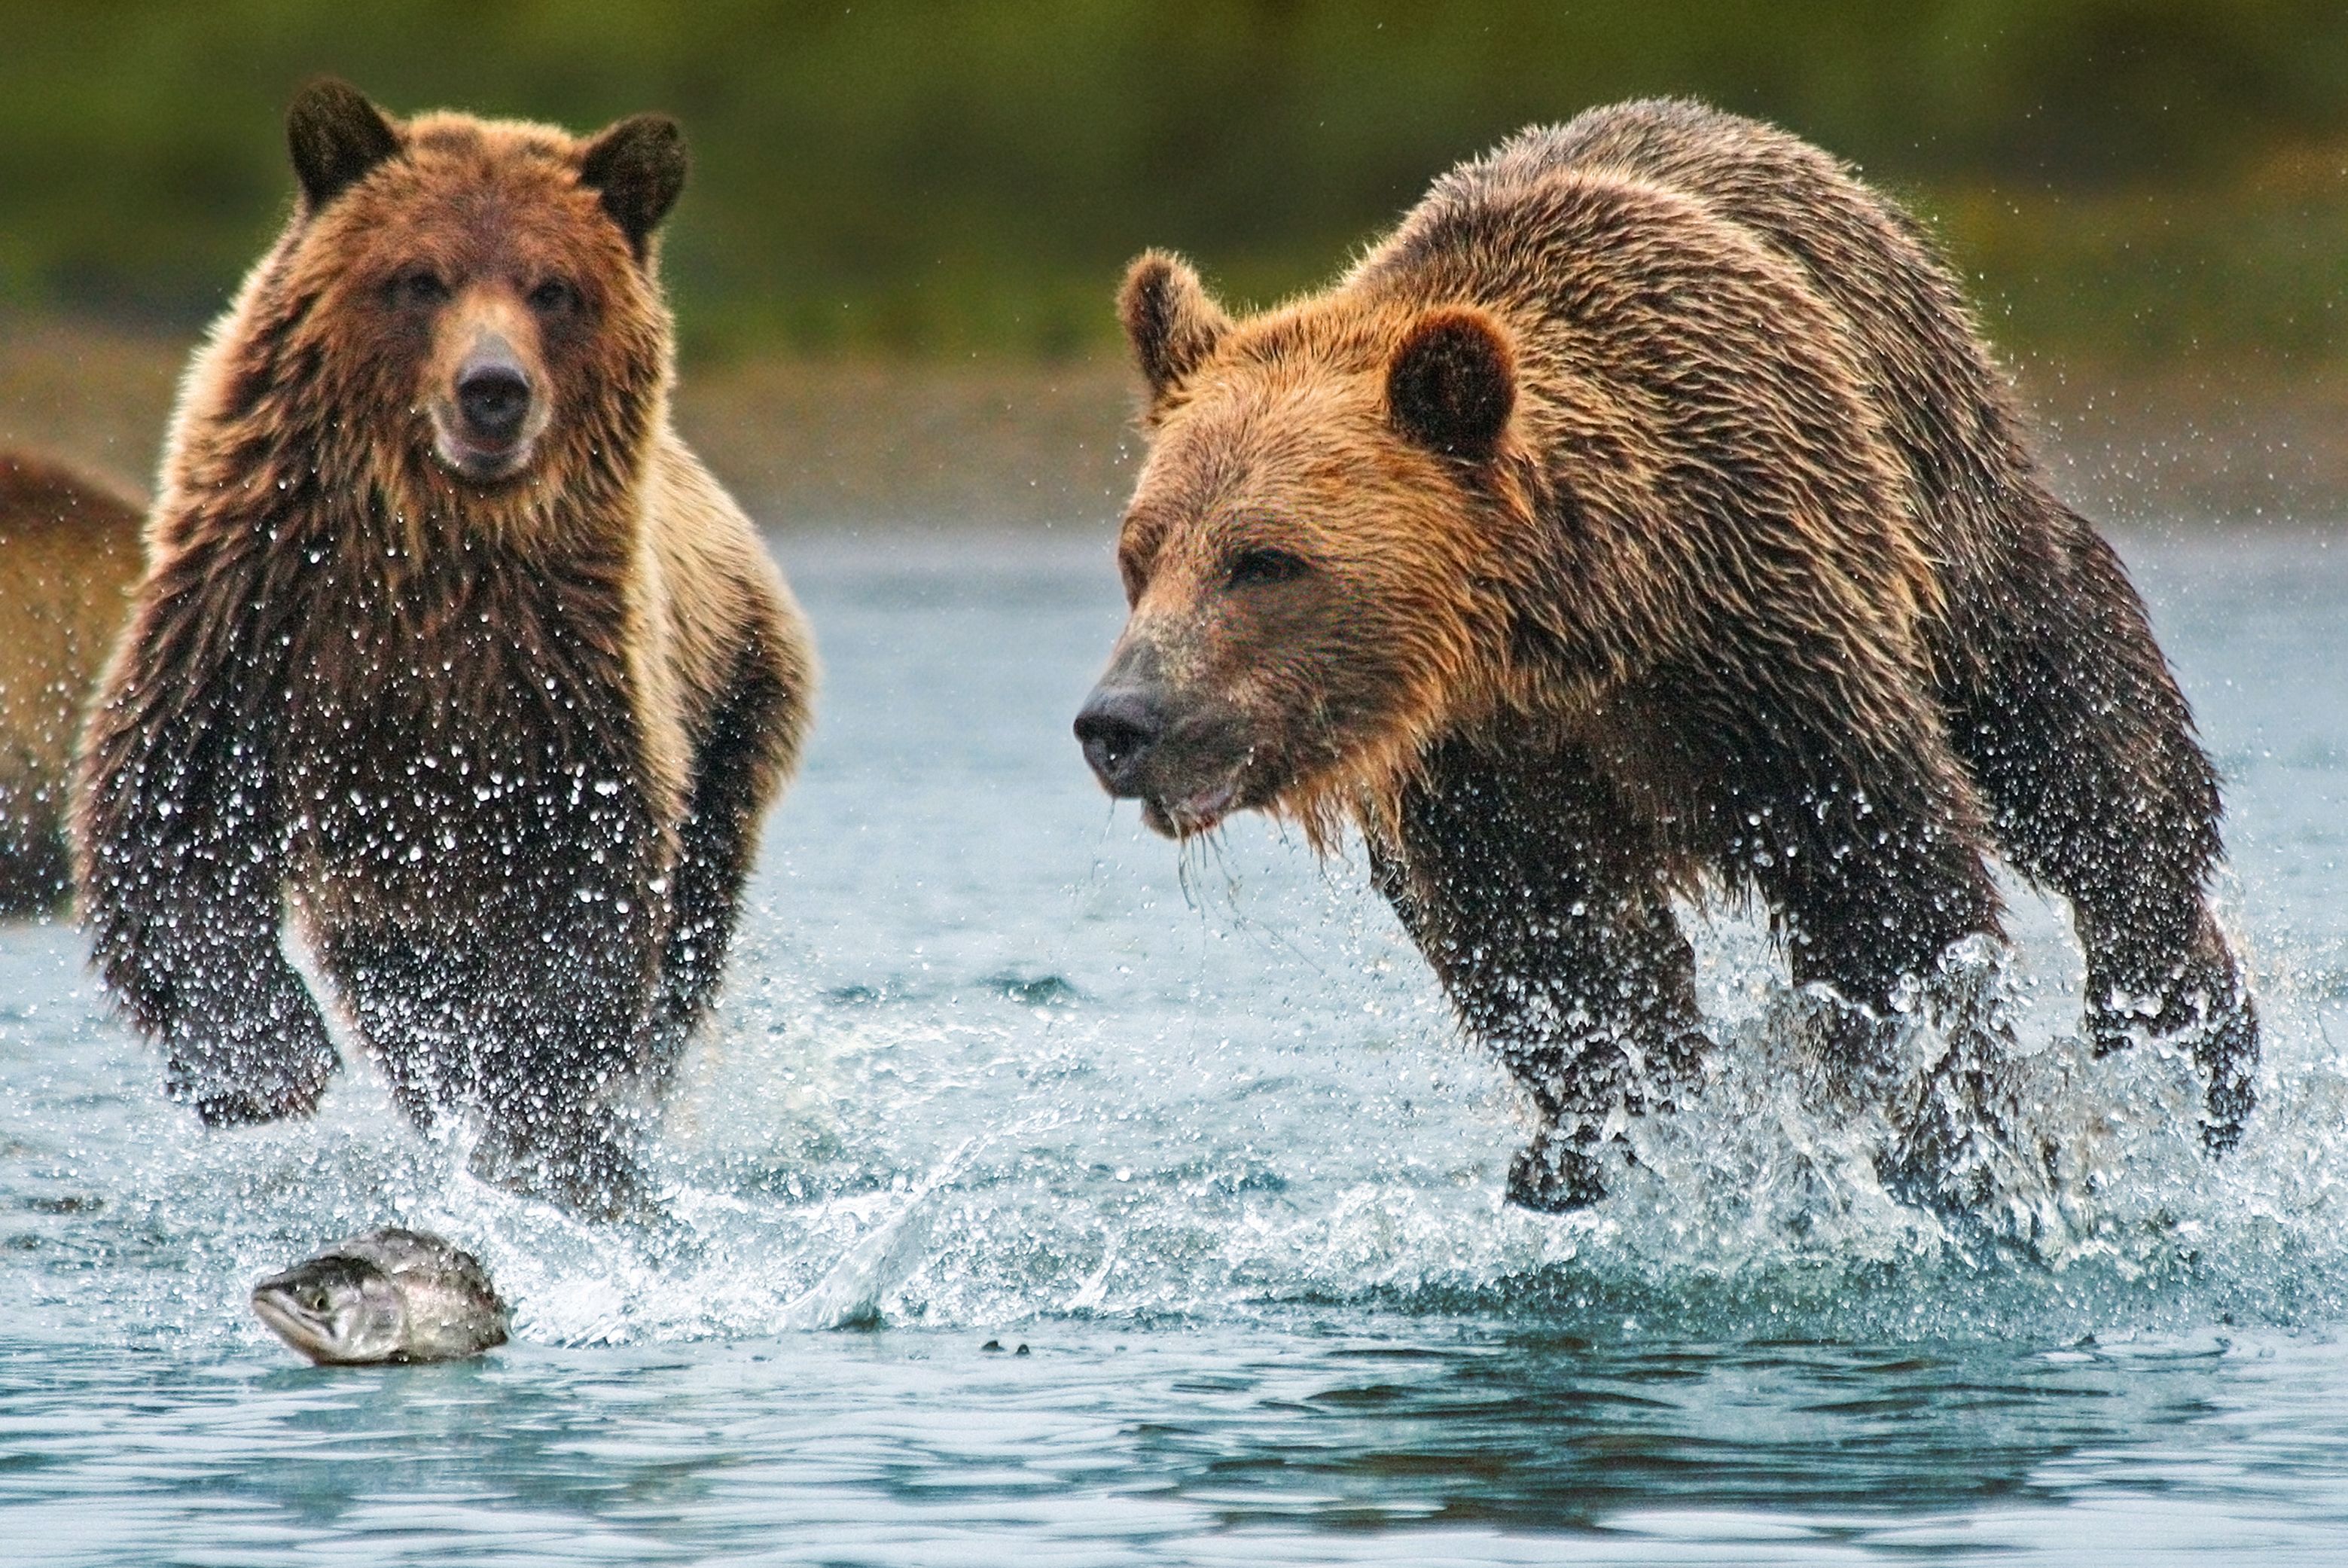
<box><xmin>1075</xmin><ymin>98</ymin><xmax>2255</xmax><ymax>1215</ymax></box>
<box><xmin>75</xmin><ymin>81</ymin><xmax>815</xmax><ymax>1216</ymax></box>
<box><xmin>0</xmin><ymin>450</ymin><xmax>144</xmax><ymax>917</ymax></box>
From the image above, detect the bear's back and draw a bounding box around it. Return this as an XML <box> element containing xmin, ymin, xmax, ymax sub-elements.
<box><xmin>1504</xmin><ymin>99</ymin><xmax>2041</xmax><ymax>581</ymax></box>
<box><xmin>1336</xmin><ymin>114</ymin><xmax>1946</xmax><ymax>690</ymax></box>
<box><xmin>1355</xmin><ymin>117</ymin><xmax>1873</xmax><ymax>376</ymax></box>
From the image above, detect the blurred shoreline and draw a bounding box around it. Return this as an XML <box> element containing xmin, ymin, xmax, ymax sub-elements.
<box><xmin>5</xmin><ymin>314</ymin><xmax>2343</xmax><ymax>533</ymax></box>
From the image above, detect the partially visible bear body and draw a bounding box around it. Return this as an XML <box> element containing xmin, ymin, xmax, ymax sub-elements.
<box><xmin>1076</xmin><ymin>98</ymin><xmax>2254</xmax><ymax>1213</ymax></box>
<box><xmin>0</xmin><ymin>450</ymin><xmax>143</xmax><ymax>916</ymax></box>
<box><xmin>75</xmin><ymin>82</ymin><xmax>815</xmax><ymax>1215</ymax></box>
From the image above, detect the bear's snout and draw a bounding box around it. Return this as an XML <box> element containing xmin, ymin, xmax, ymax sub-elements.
<box><xmin>1074</xmin><ymin>685</ymin><xmax>1165</xmax><ymax>795</ymax></box>
<box><xmin>1075</xmin><ymin>667</ymin><xmax>1253</xmax><ymax>837</ymax></box>
<box><xmin>456</xmin><ymin>340</ymin><xmax>533</xmax><ymax>447</ymax></box>
<box><xmin>458</xmin><ymin>363</ymin><xmax>531</xmax><ymax>445</ymax></box>
<box><xmin>431</xmin><ymin>325</ymin><xmax>550</xmax><ymax>484</ymax></box>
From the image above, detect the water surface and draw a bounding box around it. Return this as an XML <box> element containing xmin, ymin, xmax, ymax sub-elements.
<box><xmin>7</xmin><ymin>526</ymin><xmax>2348</xmax><ymax>1565</ymax></box>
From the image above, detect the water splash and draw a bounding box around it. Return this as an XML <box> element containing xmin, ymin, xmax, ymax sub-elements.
<box><xmin>10</xmin><ymin>531</ymin><xmax>2348</xmax><ymax>1367</ymax></box>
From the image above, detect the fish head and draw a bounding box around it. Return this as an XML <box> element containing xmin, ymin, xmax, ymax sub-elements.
<box><xmin>251</xmin><ymin>1252</ymin><xmax>409</xmax><ymax>1365</ymax></box>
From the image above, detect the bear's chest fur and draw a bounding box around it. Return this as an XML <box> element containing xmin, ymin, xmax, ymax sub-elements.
<box><xmin>267</xmin><ymin>536</ymin><xmax>660</xmax><ymax>919</ymax></box>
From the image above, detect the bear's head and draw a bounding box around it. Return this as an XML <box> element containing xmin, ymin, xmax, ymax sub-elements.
<box><xmin>243</xmin><ymin>79</ymin><xmax>687</xmax><ymax>505</ymax></box>
<box><xmin>1076</xmin><ymin>253</ymin><xmax>1540</xmax><ymax>841</ymax></box>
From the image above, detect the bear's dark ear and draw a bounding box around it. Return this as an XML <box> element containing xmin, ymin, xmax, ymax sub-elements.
<box><xmin>579</xmin><ymin>114</ymin><xmax>688</xmax><ymax>261</ymax></box>
<box><xmin>287</xmin><ymin>78</ymin><xmax>401</xmax><ymax>211</ymax></box>
<box><xmin>1386</xmin><ymin>307</ymin><xmax>1517</xmax><ymax>462</ymax></box>
<box><xmin>1119</xmin><ymin>252</ymin><xmax>1231</xmax><ymax>407</ymax></box>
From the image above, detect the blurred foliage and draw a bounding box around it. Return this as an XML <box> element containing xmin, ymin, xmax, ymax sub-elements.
<box><xmin>2</xmin><ymin>1</ymin><xmax>2344</xmax><ymax>363</ymax></box>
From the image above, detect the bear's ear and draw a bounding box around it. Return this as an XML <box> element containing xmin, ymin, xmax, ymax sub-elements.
<box><xmin>1386</xmin><ymin>307</ymin><xmax>1517</xmax><ymax>462</ymax></box>
<box><xmin>579</xmin><ymin>114</ymin><xmax>689</xmax><ymax>261</ymax></box>
<box><xmin>1119</xmin><ymin>252</ymin><xmax>1231</xmax><ymax>407</ymax></box>
<box><xmin>287</xmin><ymin>79</ymin><xmax>401</xmax><ymax>211</ymax></box>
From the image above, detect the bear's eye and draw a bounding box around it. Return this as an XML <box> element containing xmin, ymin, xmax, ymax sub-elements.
<box><xmin>392</xmin><ymin>269</ymin><xmax>449</xmax><ymax>307</ymax></box>
<box><xmin>1226</xmin><ymin>548</ymin><xmax>1310</xmax><ymax>589</ymax></box>
<box><xmin>529</xmin><ymin>278</ymin><xmax>578</xmax><ymax>315</ymax></box>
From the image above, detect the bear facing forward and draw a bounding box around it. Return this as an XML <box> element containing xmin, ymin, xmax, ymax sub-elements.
<box><xmin>1076</xmin><ymin>99</ymin><xmax>2254</xmax><ymax>1213</ymax></box>
<box><xmin>75</xmin><ymin>81</ymin><xmax>814</xmax><ymax>1215</ymax></box>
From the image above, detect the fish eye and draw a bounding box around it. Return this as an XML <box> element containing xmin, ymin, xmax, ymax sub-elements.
<box><xmin>528</xmin><ymin>277</ymin><xmax>578</xmax><ymax>315</ymax></box>
<box><xmin>392</xmin><ymin>268</ymin><xmax>450</xmax><ymax>307</ymax></box>
<box><xmin>1226</xmin><ymin>547</ymin><xmax>1310</xmax><ymax>590</ymax></box>
<box><xmin>298</xmin><ymin>1284</ymin><xmax>330</xmax><ymax>1311</ymax></box>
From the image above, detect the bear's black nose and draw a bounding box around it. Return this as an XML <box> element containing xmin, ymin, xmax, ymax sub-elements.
<box><xmin>456</xmin><ymin>357</ymin><xmax>532</xmax><ymax>444</ymax></box>
<box><xmin>1075</xmin><ymin>687</ymin><xmax>1164</xmax><ymax>794</ymax></box>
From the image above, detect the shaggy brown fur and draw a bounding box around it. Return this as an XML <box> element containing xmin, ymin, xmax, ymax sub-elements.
<box><xmin>75</xmin><ymin>81</ymin><xmax>815</xmax><ymax>1216</ymax></box>
<box><xmin>0</xmin><ymin>450</ymin><xmax>143</xmax><ymax>917</ymax></box>
<box><xmin>1077</xmin><ymin>98</ymin><xmax>2254</xmax><ymax>1215</ymax></box>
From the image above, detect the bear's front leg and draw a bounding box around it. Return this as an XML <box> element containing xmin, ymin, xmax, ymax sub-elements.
<box><xmin>1372</xmin><ymin>737</ymin><xmax>1707</xmax><ymax>1213</ymax></box>
<box><xmin>470</xmin><ymin>1091</ymin><xmax>659</xmax><ymax>1222</ymax></box>
<box><xmin>74</xmin><ymin>560</ymin><xmax>340</xmax><ymax>1125</ymax></box>
<box><xmin>464</xmin><ymin>824</ymin><xmax>670</xmax><ymax>1221</ymax></box>
<box><xmin>322</xmin><ymin>923</ymin><xmax>663</xmax><ymax>1219</ymax></box>
<box><xmin>377</xmin><ymin>932</ymin><xmax>665</xmax><ymax>1219</ymax></box>
<box><xmin>645</xmin><ymin>639</ymin><xmax>804</xmax><ymax>1097</ymax></box>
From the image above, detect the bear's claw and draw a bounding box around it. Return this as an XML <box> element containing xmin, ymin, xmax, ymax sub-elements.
<box><xmin>169</xmin><ymin>1045</ymin><xmax>340</xmax><ymax>1127</ymax></box>
<box><xmin>1505</xmin><ymin>1128</ymin><xmax>1611</xmax><ymax>1213</ymax></box>
<box><xmin>2087</xmin><ymin>945</ymin><xmax>2259</xmax><ymax>1158</ymax></box>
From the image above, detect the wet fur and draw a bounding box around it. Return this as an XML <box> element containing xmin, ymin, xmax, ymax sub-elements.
<box><xmin>0</xmin><ymin>452</ymin><xmax>144</xmax><ymax>917</ymax></box>
<box><xmin>73</xmin><ymin>86</ymin><xmax>814</xmax><ymax>1213</ymax></box>
<box><xmin>1102</xmin><ymin>99</ymin><xmax>2253</xmax><ymax>1210</ymax></box>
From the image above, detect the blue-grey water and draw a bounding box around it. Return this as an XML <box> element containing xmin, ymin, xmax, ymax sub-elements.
<box><xmin>8</xmin><ymin>525</ymin><xmax>2348</xmax><ymax>1565</ymax></box>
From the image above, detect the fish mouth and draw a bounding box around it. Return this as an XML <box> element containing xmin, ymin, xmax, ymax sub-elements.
<box><xmin>250</xmin><ymin>1286</ymin><xmax>344</xmax><ymax>1364</ymax></box>
<box><xmin>1140</xmin><ymin>773</ymin><xmax>1245</xmax><ymax>839</ymax></box>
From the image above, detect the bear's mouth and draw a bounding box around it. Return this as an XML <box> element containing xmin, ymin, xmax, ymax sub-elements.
<box><xmin>428</xmin><ymin>392</ymin><xmax>550</xmax><ymax>487</ymax></box>
<box><xmin>430</xmin><ymin>422</ymin><xmax>538</xmax><ymax>485</ymax></box>
<box><xmin>1140</xmin><ymin>773</ymin><xmax>1246</xmax><ymax>839</ymax></box>
<box><xmin>1075</xmin><ymin>670</ymin><xmax>1276</xmax><ymax>838</ymax></box>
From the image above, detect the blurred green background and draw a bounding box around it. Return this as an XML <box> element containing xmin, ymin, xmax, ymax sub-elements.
<box><xmin>3</xmin><ymin>2</ymin><xmax>2344</xmax><ymax>525</ymax></box>
<box><xmin>4</xmin><ymin>0</ymin><xmax>2344</xmax><ymax>366</ymax></box>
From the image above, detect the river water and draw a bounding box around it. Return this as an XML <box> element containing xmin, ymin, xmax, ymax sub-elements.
<box><xmin>7</xmin><ymin>526</ymin><xmax>2348</xmax><ymax>1565</ymax></box>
